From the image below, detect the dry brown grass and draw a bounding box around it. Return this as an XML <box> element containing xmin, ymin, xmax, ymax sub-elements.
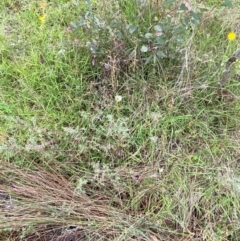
<box><xmin>0</xmin><ymin>161</ymin><xmax>176</xmax><ymax>241</ymax></box>
<box><xmin>2</xmin><ymin>160</ymin><xmax>238</xmax><ymax>240</ymax></box>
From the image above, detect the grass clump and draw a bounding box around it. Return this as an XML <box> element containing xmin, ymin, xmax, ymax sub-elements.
<box><xmin>1</xmin><ymin>0</ymin><xmax>240</xmax><ymax>240</ymax></box>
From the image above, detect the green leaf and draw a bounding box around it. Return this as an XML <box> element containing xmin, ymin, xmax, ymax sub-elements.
<box><xmin>128</xmin><ymin>25</ymin><xmax>138</xmax><ymax>34</ymax></box>
<box><xmin>166</xmin><ymin>0</ymin><xmax>175</xmax><ymax>7</ymax></box>
<box><xmin>154</xmin><ymin>25</ymin><xmax>162</xmax><ymax>32</ymax></box>
<box><xmin>220</xmin><ymin>0</ymin><xmax>233</xmax><ymax>8</ymax></box>
<box><xmin>145</xmin><ymin>55</ymin><xmax>153</xmax><ymax>65</ymax></box>
<box><xmin>145</xmin><ymin>33</ymin><xmax>153</xmax><ymax>39</ymax></box>
<box><xmin>183</xmin><ymin>16</ymin><xmax>190</xmax><ymax>27</ymax></box>
<box><xmin>191</xmin><ymin>12</ymin><xmax>203</xmax><ymax>25</ymax></box>
<box><xmin>156</xmin><ymin>36</ymin><xmax>165</xmax><ymax>44</ymax></box>
<box><xmin>179</xmin><ymin>3</ymin><xmax>188</xmax><ymax>11</ymax></box>
<box><xmin>156</xmin><ymin>50</ymin><xmax>167</xmax><ymax>58</ymax></box>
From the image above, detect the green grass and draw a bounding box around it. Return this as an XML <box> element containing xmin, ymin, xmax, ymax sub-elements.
<box><xmin>1</xmin><ymin>0</ymin><xmax>240</xmax><ymax>240</ymax></box>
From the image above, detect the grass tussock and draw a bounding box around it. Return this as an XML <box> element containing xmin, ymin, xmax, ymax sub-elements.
<box><xmin>0</xmin><ymin>161</ymin><xmax>178</xmax><ymax>240</ymax></box>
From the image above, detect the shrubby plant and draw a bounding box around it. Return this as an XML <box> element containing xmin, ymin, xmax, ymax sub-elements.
<box><xmin>69</xmin><ymin>0</ymin><xmax>207</xmax><ymax>79</ymax></box>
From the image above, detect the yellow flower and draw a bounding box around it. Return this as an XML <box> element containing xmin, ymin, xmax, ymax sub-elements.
<box><xmin>228</xmin><ymin>32</ymin><xmax>236</xmax><ymax>41</ymax></box>
<box><xmin>39</xmin><ymin>15</ymin><xmax>46</xmax><ymax>22</ymax></box>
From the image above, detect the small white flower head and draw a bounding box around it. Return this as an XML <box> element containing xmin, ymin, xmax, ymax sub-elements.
<box><xmin>150</xmin><ymin>136</ymin><xmax>158</xmax><ymax>143</ymax></box>
<box><xmin>115</xmin><ymin>95</ymin><xmax>122</xmax><ymax>102</ymax></box>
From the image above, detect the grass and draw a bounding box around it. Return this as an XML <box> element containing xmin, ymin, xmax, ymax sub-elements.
<box><xmin>1</xmin><ymin>0</ymin><xmax>240</xmax><ymax>240</ymax></box>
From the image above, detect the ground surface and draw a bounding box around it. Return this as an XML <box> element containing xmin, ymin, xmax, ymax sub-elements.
<box><xmin>0</xmin><ymin>0</ymin><xmax>240</xmax><ymax>240</ymax></box>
